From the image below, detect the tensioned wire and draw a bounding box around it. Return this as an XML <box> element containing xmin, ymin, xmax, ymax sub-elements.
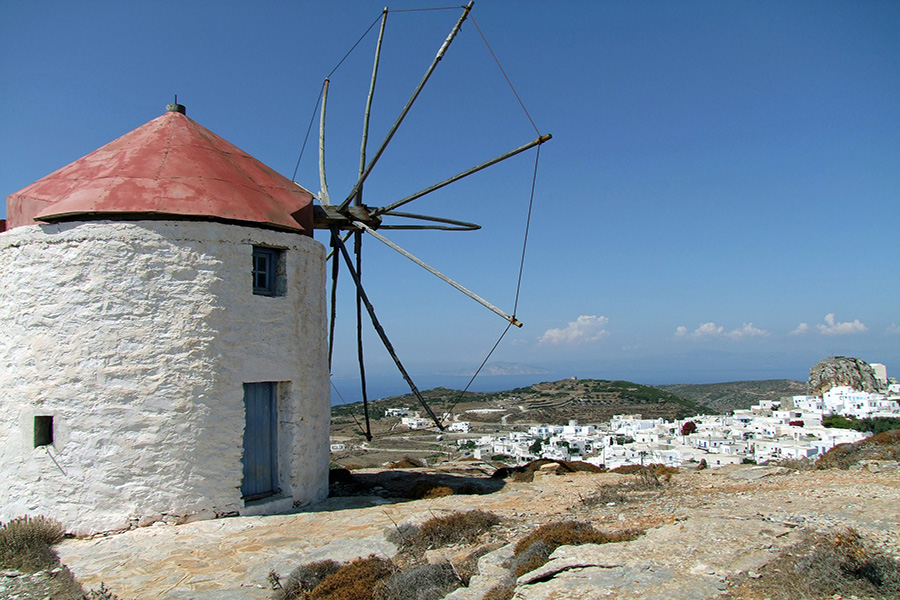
<box><xmin>441</xmin><ymin>15</ymin><xmax>545</xmax><ymax>423</ymax></box>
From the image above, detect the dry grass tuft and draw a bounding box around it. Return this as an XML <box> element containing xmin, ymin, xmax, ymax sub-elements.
<box><xmin>770</xmin><ymin>456</ymin><xmax>816</xmax><ymax>471</ymax></box>
<box><xmin>308</xmin><ymin>556</ymin><xmax>394</xmax><ymax>600</ymax></box>
<box><xmin>0</xmin><ymin>515</ymin><xmax>66</xmax><ymax>572</ymax></box>
<box><xmin>405</xmin><ymin>482</ymin><xmax>453</xmax><ymax>499</ymax></box>
<box><xmin>387</xmin><ymin>457</ymin><xmax>425</xmax><ymax>469</ymax></box>
<box><xmin>482</xmin><ymin>583</ymin><xmax>515</xmax><ymax>600</ymax></box>
<box><xmin>581</xmin><ymin>468</ymin><xmax>666</xmax><ymax>508</ymax></box>
<box><xmin>726</xmin><ymin>527</ymin><xmax>900</xmax><ymax>599</ymax></box>
<box><xmin>272</xmin><ymin>560</ymin><xmax>343</xmax><ymax>600</ymax></box>
<box><xmin>509</xmin><ymin>521</ymin><xmax>643</xmax><ymax>577</ymax></box>
<box><xmin>609</xmin><ymin>464</ymin><xmax>677</xmax><ymax>476</ymax></box>
<box><xmin>492</xmin><ymin>459</ymin><xmax>605</xmax><ymax>482</ymax></box>
<box><xmin>455</xmin><ymin>543</ymin><xmax>501</xmax><ymax>585</ymax></box>
<box><xmin>374</xmin><ymin>562</ymin><xmax>460</xmax><ymax>600</ymax></box>
<box><xmin>390</xmin><ymin>510</ymin><xmax>501</xmax><ymax>554</ymax></box>
<box><xmin>513</xmin><ymin>521</ymin><xmax>641</xmax><ymax>556</ymax></box>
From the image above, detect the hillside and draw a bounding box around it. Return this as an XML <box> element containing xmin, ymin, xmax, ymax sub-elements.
<box><xmin>656</xmin><ymin>379</ymin><xmax>807</xmax><ymax>414</ymax></box>
<box><xmin>334</xmin><ymin>378</ymin><xmax>712</xmax><ymax>428</ymax></box>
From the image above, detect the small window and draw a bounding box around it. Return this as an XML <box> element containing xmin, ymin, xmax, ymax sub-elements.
<box><xmin>34</xmin><ymin>416</ymin><xmax>53</xmax><ymax>448</ymax></box>
<box><xmin>252</xmin><ymin>246</ymin><xmax>285</xmax><ymax>296</ymax></box>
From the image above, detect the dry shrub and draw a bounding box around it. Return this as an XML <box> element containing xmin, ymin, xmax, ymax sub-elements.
<box><xmin>609</xmin><ymin>464</ymin><xmax>643</xmax><ymax>475</ymax></box>
<box><xmin>388</xmin><ymin>457</ymin><xmax>425</xmax><ymax>469</ymax></box>
<box><xmin>511</xmin><ymin>470</ymin><xmax>534</xmax><ymax>483</ymax></box>
<box><xmin>374</xmin><ymin>562</ymin><xmax>460</xmax><ymax>600</ymax></box>
<box><xmin>581</xmin><ymin>485</ymin><xmax>629</xmax><ymax>507</ymax></box>
<box><xmin>405</xmin><ymin>481</ymin><xmax>453</xmax><ymax>499</ymax></box>
<box><xmin>510</xmin><ymin>540</ymin><xmax>553</xmax><ymax>578</ymax></box>
<box><xmin>309</xmin><ymin>556</ymin><xmax>394</xmax><ymax>600</ymax></box>
<box><xmin>86</xmin><ymin>583</ymin><xmax>124</xmax><ymax>599</ymax></box>
<box><xmin>726</xmin><ymin>527</ymin><xmax>900</xmax><ymax>599</ymax></box>
<box><xmin>272</xmin><ymin>560</ymin><xmax>343</xmax><ymax>600</ymax></box>
<box><xmin>816</xmin><ymin>442</ymin><xmax>858</xmax><ymax>470</ymax></box>
<box><xmin>771</xmin><ymin>457</ymin><xmax>816</xmax><ymax>471</ymax></box>
<box><xmin>482</xmin><ymin>583</ymin><xmax>515</xmax><ymax>600</ymax></box>
<box><xmin>455</xmin><ymin>543</ymin><xmax>500</xmax><ymax>585</ymax></box>
<box><xmin>492</xmin><ymin>460</ymin><xmax>605</xmax><ymax>481</ymax></box>
<box><xmin>633</xmin><ymin>469</ymin><xmax>663</xmax><ymax>490</ymax></box>
<box><xmin>581</xmin><ymin>469</ymin><xmax>665</xmax><ymax>508</ymax></box>
<box><xmin>609</xmin><ymin>464</ymin><xmax>677</xmax><ymax>476</ymax></box>
<box><xmin>390</xmin><ymin>510</ymin><xmax>501</xmax><ymax>554</ymax></box>
<box><xmin>509</xmin><ymin>521</ymin><xmax>642</xmax><ymax>576</ymax></box>
<box><xmin>0</xmin><ymin>515</ymin><xmax>66</xmax><ymax>572</ymax></box>
<box><xmin>816</xmin><ymin>429</ymin><xmax>900</xmax><ymax>470</ymax></box>
<box><xmin>514</xmin><ymin>521</ymin><xmax>641</xmax><ymax>555</ymax></box>
<box><xmin>872</xmin><ymin>429</ymin><xmax>900</xmax><ymax>445</ymax></box>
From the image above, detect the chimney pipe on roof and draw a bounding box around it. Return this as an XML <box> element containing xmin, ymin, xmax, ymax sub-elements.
<box><xmin>166</xmin><ymin>103</ymin><xmax>186</xmax><ymax>115</ymax></box>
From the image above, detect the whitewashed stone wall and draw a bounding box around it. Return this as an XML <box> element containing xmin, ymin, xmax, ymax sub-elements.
<box><xmin>0</xmin><ymin>220</ymin><xmax>329</xmax><ymax>534</ymax></box>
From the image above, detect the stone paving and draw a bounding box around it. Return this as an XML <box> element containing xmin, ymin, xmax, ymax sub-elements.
<box><xmin>56</xmin><ymin>466</ymin><xmax>900</xmax><ymax>600</ymax></box>
<box><xmin>57</xmin><ymin>473</ymin><xmax>583</xmax><ymax>600</ymax></box>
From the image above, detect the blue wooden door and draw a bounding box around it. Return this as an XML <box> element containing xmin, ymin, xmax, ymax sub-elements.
<box><xmin>242</xmin><ymin>382</ymin><xmax>278</xmax><ymax>500</ymax></box>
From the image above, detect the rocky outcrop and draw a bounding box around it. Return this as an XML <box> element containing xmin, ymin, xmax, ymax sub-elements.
<box><xmin>808</xmin><ymin>356</ymin><xmax>883</xmax><ymax>396</ymax></box>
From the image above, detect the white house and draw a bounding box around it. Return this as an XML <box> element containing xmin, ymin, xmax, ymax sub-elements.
<box><xmin>401</xmin><ymin>415</ymin><xmax>432</xmax><ymax>429</ymax></box>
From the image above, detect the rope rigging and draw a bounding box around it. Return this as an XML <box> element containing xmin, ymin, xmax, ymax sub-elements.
<box><xmin>291</xmin><ymin>4</ymin><xmax>548</xmax><ymax>438</ymax></box>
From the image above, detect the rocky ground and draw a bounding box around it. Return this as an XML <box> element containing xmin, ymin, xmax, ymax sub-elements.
<box><xmin>4</xmin><ymin>461</ymin><xmax>899</xmax><ymax>599</ymax></box>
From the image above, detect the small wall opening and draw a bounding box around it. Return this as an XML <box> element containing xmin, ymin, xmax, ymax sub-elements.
<box><xmin>34</xmin><ymin>416</ymin><xmax>53</xmax><ymax>448</ymax></box>
<box><xmin>252</xmin><ymin>246</ymin><xmax>286</xmax><ymax>296</ymax></box>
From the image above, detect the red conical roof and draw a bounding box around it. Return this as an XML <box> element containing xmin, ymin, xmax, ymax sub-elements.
<box><xmin>5</xmin><ymin>107</ymin><xmax>314</xmax><ymax>234</ymax></box>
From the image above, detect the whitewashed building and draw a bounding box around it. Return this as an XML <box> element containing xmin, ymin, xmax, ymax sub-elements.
<box><xmin>0</xmin><ymin>105</ymin><xmax>330</xmax><ymax>534</ymax></box>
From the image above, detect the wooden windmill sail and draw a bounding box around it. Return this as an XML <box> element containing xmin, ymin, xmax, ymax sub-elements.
<box><xmin>308</xmin><ymin>2</ymin><xmax>550</xmax><ymax>438</ymax></box>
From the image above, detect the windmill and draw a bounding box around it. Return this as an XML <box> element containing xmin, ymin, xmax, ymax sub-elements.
<box><xmin>307</xmin><ymin>2</ymin><xmax>550</xmax><ymax>439</ymax></box>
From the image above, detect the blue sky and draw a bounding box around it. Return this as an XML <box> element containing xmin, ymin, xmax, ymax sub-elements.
<box><xmin>2</xmin><ymin>1</ymin><xmax>898</xmax><ymax>393</ymax></box>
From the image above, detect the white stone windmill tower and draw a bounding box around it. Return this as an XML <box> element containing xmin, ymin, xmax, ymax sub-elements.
<box><xmin>0</xmin><ymin>103</ymin><xmax>330</xmax><ymax>534</ymax></box>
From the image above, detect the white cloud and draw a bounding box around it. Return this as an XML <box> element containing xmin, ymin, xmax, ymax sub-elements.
<box><xmin>726</xmin><ymin>323</ymin><xmax>770</xmax><ymax>340</ymax></box>
<box><xmin>675</xmin><ymin>322</ymin><xmax>723</xmax><ymax>339</ymax></box>
<box><xmin>790</xmin><ymin>323</ymin><xmax>809</xmax><ymax>335</ymax></box>
<box><xmin>538</xmin><ymin>315</ymin><xmax>609</xmax><ymax>346</ymax></box>
<box><xmin>675</xmin><ymin>321</ymin><xmax>769</xmax><ymax>340</ymax></box>
<box><xmin>886</xmin><ymin>323</ymin><xmax>900</xmax><ymax>335</ymax></box>
<box><xmin>817</xmin><ymin>313</ymin><xmax>867</xmax><ymax>335</ymax></box>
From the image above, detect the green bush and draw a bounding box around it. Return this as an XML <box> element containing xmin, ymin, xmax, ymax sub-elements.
<box><xmin>0</xmin><ymin>515</ymin><xmax>66</xmax><ymax>572</ymax></box>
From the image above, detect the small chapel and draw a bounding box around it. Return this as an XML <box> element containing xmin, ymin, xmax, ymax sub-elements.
<box><xmin>0</xmin><ymin>104</ymin><xmax>330</xmax><ymax>534</ymax></box>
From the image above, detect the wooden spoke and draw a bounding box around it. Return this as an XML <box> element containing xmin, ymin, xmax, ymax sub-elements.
<box><xmin>354</xmin><ymin>220</ymin><xmax>522</xmax><ymax>328</ymax></box>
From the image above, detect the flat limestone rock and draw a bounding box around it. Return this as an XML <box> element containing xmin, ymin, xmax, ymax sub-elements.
<box><xmin>513</xmin><ymin>515</ymin><xmax>797</xmax><ymax>600</ymax></box>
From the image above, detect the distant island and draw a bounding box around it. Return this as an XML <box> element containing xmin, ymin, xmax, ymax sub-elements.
<box><xmin>439</xmin><ymin>361</ymin><xmax>553</xmax><ymax>377</ymax></box>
